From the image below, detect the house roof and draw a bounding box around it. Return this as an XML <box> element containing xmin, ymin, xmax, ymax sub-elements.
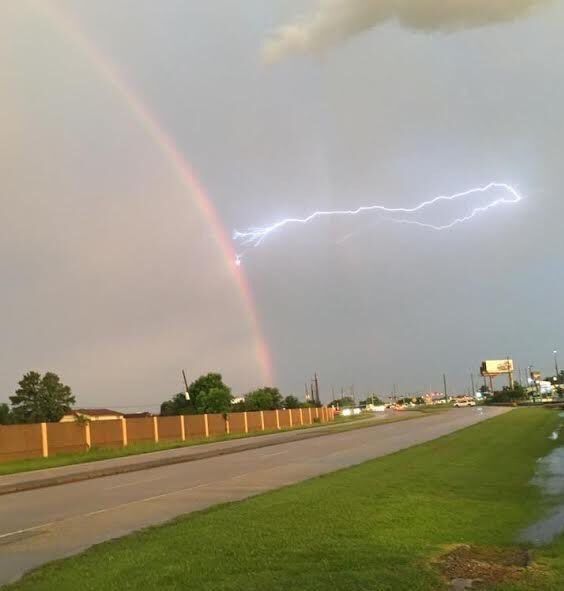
<box><xmin>73</xmin><ymin>408</ymin><xmax>123</xmax><ymax>417</ymax></box>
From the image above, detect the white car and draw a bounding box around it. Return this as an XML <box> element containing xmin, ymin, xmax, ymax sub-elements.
<box><xmin>454</xmin><ymin>398</ymin><xmax>476</xmax><ymax>407</ymax></box>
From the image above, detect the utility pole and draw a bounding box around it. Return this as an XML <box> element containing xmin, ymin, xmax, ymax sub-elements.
<box><xmin>182</xmin><ymin>370</ymin><xmax>190</xmax><ymax>400</ymax></box>
<box><xmin>470</xmin><ymin>373</ymin><xmax>475</xmax><ymax>397</ymax></box>
<box><xmin>314</xmin><ymin>373</ymin><xmax>320</xmax><ymax>405</ymax></box>
<box><xmin>443</xmin><ymin>374</ymin><xmax>448</xmax><ymax>402</ymax></box>
<box><xmin>554</xmin><ymin>350</ymin><xmax>560</xmax><ymax>382</ymax></box>
<box><xmin>305</xmin><ymin>383</ymin><xmax>310</xmax><ymax>402</ymax></box>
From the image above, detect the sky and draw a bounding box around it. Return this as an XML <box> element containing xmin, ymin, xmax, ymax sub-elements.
<box><xmin>1</xmin><ymin>0</ymin><xmax>563</xmax><ymax>410</ymax></box>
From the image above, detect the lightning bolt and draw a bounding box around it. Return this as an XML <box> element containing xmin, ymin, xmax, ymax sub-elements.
<box><xmin>233</xmin><ymin>182</ymin><xmax>522</xmax><ymax>261</ymax></box>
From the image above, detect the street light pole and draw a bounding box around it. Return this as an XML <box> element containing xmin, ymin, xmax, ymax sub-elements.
<box><xmin>554</xmin><ymin>350</ymin><xmax>560</xmax><ymax>382</ymax></box>
<box><xmin>443</xmin><ymin>374</ymin><xmax>448</xmax><ymax>402</ymax></box>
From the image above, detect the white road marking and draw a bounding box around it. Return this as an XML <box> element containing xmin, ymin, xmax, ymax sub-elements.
<box><xmin>84</xmin><ymin>483</ymin><xmax>210</xmax><ymax>517</ymax></box>
<box><xmin>105</xmin><ymin>475</ymin><xmax>165</xmax><ymax>491</ymax></box>
<box><xmin>260</xmin><ymin>450</ymin><xmax>288</xmax><ymax>458</ymax></box>
<box><xmin>229</xmin><ymin>471</ymin><xmax>252</xmax><ymax>480</ymax></box>
<box><xmin>0</xmin><ymin>522</ymin><xmax>55</xmax><ymax>541</ymax></box>
<box><xmin>2</xmin><ymin>478</ymin><xmax>235</xmax><ymax>538</ymax></box>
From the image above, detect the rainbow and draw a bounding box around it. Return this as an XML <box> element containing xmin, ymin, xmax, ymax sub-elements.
<box><xmin>35</xmin><ymin>1</ymin><xmax>274</xmax><ymax>385</ymax></box>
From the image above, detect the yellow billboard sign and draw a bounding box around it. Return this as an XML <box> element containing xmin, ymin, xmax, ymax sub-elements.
<box><xmin>480</xmin><ymin>359</ymin><xmax>514</xmax><ymax>376</ymax></box>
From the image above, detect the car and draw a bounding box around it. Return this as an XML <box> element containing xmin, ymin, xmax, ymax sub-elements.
<box><xmin>454</xmin><ymin>398</ymin><xmax>476</xmax><ymax>407</ymax></box>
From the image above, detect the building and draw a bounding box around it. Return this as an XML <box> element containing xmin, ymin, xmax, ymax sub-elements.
<box><xmin>60</xmin><ymin>408</ymin><xmax>124</xmax><ymax>422</ymax></box>
<box><xmin>423</xmin><ymin>393</ymin><xmax>449</xmax><ymax>405</ymax></box>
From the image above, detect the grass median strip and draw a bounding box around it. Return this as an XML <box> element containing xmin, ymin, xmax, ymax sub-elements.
<box><xmin>5</xmin><ymin>408</ymin><xmax>564</xmax><ymax>591</ymax></box>
<box><xmin>0</xmin><ymin>412</ymin><xmax>417</xmax><ymax>477</ymax></box>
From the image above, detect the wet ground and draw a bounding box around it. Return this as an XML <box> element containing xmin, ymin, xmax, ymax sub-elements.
<box><xmin>519</xmin><ymin>413</ymin><xmax>564</xmax><ymax>545</ymax></box>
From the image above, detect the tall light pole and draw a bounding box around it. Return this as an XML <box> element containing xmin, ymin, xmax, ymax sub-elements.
<box><xmin>443</xmin><ymin>374</ymin><xmax>448</xmax><ymax>402</ymax></box>
<box><xmin>554</xmin><ymin>350</ymin><xmax>560</xmax><ymax>382</ymax></box>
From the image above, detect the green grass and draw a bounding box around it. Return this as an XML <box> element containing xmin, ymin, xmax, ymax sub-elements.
<box><xmin>0</xmin><ymin>412</ymin><xmax>414</xmax><ymax>477</ymax></box>
<box><xmin>6</xmin><ymin>408</ymin><xmax>564</xmax><ymax>591</ymax></box>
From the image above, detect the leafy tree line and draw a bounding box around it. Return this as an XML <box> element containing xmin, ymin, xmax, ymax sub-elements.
<box><xmin>160</xmin><ymin>373</ymin><xmax>314</xmax><ymax>417</ymax></box>
<box><xmin>1</xmin><ymin>370</ymin><xmax>315</xmax><ymax>425</ymax></box>
<box><xmin>1</xmin><ymin>371</ymin><xmax>75</xmax><ymax>425</ymax></box>
<box><xmin>488</xmin><ymin>383</ymin><xmax>529</xmax><ymax>403</ymax></box>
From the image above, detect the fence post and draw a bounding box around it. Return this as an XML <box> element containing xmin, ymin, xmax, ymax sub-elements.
<box><xmin>299</xmin><ymin>408</ymin><xmax>304</xmax><ymax>426</ymax></box>
<box><xmin>225</xmin><ymin>414</ymin><xmax>230</xmax><ymax>435</ymax></box>
<box><xmin>288</xmin><ymin>409</ymin><xmax>293</xmax><ymax>428</ymax></box>
<box><xmin>315</xmin><ymin>407</ymin><xmax>319</xmax><ymax>420</ymax></box>
<box><xmin>204</xmin><ymin>414</ymin><xmax>209</xmax><ymax>438</ymax></box>
<box><xmin>244</xmin><ymin>411</ymin><xmax>248</xmax><ymax>434</ymax></box>
<box><xmin>308</xmin><ymin>407</ymin><xmax>312</xmax><ymax>424</ymax></box>
<box><xmin>180</xmin><ymin>415</ymin><xmax>186</xmax><ymax>441</ymax></box>
<box><xmin>40</xmin><ymin>422</ymin><xmax>49</xmax><ymax>458</ymax></box>
<box><xmin>84</xmin><ymin>421</ymin><xmax>91</xmax><ymax>449</ymax></box>
<box><xmin>153</xmin><ymin>416</ymin><xmax>159</xmax><ymax>443</ymax></box>
<box><xmin>276</xmin><ymin>409</ymin><xmax>280</xmax><ymax>430</ymax></box>
<box><xmin>260</xmin><ymin>411</ymin><xmax>265</xmax><ymax>431</ymax></box>
<box><xmin>121</xmin><ymin>418</ymin><xmax>128</xmax><ymax>447</ymax></box>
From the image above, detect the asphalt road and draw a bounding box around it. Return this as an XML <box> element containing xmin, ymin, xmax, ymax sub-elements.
<box><xmin>0</xmin><ymin>407</ymin><xmax>508</xmax><ymax>586</ymax></box>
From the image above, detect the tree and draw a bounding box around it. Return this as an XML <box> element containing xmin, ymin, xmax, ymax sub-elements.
<box><xmin>0</xmin><ymin>403</ymin><xmax>13</xmax><ymax>425</ymax></box>
<box><xmin>160</xmin><ymin>393</ymin><xmax>192</xmax><ymax>416</ymax></box>
<box><xmin>490</xmin><ymin>383</ymin><xmax>528</xmax><ymax>403</ymax></box>
<box><xmin>230</xmin><ymin>400</ymin><xmax>247</xmax><ymax>412</ymax></box>
<box><xmin>10</xmin><ymin>371</ymin><xmax>75</xmax><ymax>423</ymax></box>
<box><xmin>361</xmin><ymin>394</ymin><xmax>384</xmax><ymax>406</ymax></box>
<box><xmin>328</xmin><ymin>396</ymin><xmax>355</xmax><ymax>408</ymax></box>
<box><xmin>196</xmin><ymin>387</ymin><xmax>232</xmax><ymax>414</ymax></box>
<box><xmin>283</xmin><ymin>395</ymin><xmax>300</xmax><ymax>409</ymax></box>
<box><xmin>244</xmin><ymin>387</ymin><xmax>283</xmax><ymax>411</ymax></box>
<box><xmin>188</xmin><ymin>373</ymin><xmax>230</xmax><ymax>410</ymax></box>
<box><xmin>160</xmin><ymin>373</ymin><xmax>231</xmax><ymax>416</ymax></box>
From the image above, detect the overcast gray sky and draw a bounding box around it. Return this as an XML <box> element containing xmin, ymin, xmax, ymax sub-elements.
<box><xmin>1</xmin><ymin>1</ymin><xmax>563</xmax><ymax>410</ymax></box>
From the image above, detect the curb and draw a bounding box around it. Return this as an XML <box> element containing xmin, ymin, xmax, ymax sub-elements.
<box><xmin>0</xmin><ymin>417</ymin><xmax>399</xmax><ymax>496</ymax></box>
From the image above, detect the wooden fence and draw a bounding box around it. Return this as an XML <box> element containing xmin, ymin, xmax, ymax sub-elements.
<box><xmin>0</xmin><ymin>407</ymin><xmax>335</xmax><ymax>463</ymax></box>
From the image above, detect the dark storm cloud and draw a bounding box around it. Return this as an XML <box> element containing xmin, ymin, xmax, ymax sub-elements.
<box><xmin>264</xmin><ymin>0</ymin><xmax>550</xmax><ymax>62</ymax></box>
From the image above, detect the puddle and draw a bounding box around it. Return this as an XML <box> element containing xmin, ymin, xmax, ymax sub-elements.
<box><xmin>519</xmin><ymin>439</ymin><xmax>564</xmax><ymax>545</ymax></box>
<box><xmin>520</xmin><ymin>506</ymin><xmax>564</xmax><ymax>546</ymax></box>
<box><xmin>530</xmin><ymin>446</ymin><xmax>564</xmax><ymax>495</ymax></box>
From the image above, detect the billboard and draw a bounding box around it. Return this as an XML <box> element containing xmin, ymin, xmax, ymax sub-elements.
<box><xmin>480</xmin><ymin>359</ymin><xmax>514</xmax><ymax>376</ymax></box>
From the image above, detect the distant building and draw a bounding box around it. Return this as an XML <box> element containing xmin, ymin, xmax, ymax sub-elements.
<box><xmin>423</xmin><ymin>393</ymin><xmax>450</xmax><ymax>405</ymax></box>
<box><xmin>232</xmin><ymin>397</ymin><xmax>245</xmax><ymax>405</ymax></box>
<box><xmin>60</xmin><ymin>408</ymin><xmax>124</xmax><ymax>422</ymax></box>
<box><xmin>123</xmin><ymin>412</ymin><xmax>152</xmax><ymax>419</ymax></box>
